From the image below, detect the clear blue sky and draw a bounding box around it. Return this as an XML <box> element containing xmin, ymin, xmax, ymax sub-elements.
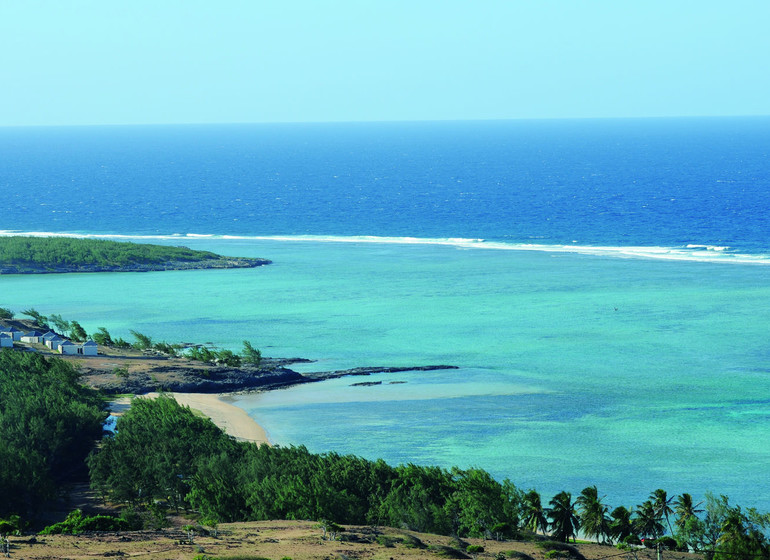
<box><xmin>1</xmin><ymin>0</ymin><xmax>769</xmax><ymax>126</ymax></box>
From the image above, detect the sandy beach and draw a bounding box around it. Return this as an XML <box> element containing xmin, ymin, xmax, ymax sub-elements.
<box><xmin>110</xmin><ymin>392</ymin><xmax>270</xmax><ymax>446</ymax></box>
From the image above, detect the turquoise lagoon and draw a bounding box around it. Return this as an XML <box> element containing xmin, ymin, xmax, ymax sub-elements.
<box><xmin>3</xmin><ymin>236</ymin><xmax>770</xmax><ymax>510</ymax></box>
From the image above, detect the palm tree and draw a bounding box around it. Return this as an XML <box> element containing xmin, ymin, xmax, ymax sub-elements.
<box><xmin>650</xmin><ymin>489</ymin><xmax>674</xmax><ymax>535</ymax></box>
<box><xmin>634</xmin><ymin>500</ymin><xmax>664</xmax><ymax>540</ymax></box>
<box><xmin>576</xmin><ymin>485</ymin><xmax>610</xmax><ymax>543</ymax></box>
<box><xmin>522</xmin><ymin>490</ymin><xmax>549</xmax><ymax>535</ymax></box>
<box><xmin>548</xmin><ymin>491</ymin><xmax>579</xmax><ymax>543</ymax></box>
<box><xmin>609</xmin><ymin>506</ymin><xmax>636</xmax><ymax>543</ymax></box>
<box><xmin>673</xmin><ymin>493</ymin><xmax>703</xmax><ymax>531</ymax></box>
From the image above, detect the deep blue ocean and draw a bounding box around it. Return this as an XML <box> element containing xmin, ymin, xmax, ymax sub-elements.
<box><xmin>2</xmin><ymin>117</ymin><xmax>769</xmax><ymax>252</ymax></box>
<box><xmin>2</xmin><ymin>117</ymin><xmax>770</xmax><ymax>512</ymax></box>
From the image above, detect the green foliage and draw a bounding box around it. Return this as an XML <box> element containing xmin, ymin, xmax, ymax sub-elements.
<box><xmin>467</xmin><ymin>544</ymin><xmax>485</xmax><ymax>553</ymax></box>
<box><xmin>92</xmin><ymin>327</ymin><xmax>114</xmax><ymax>345</ymax></box>
<box><xmin>634</xmin><ymin>499</ymin><xmax>664</xmax><ymax>539</ymax></box>
<box><xmin>39</xmin><ymin>509</ymin><xmax>138</xmax><ymax>534</ymax></box>
<box><xmin>0</xmin><ymin>350</ymin><xmax>107</xmax><ymax>516</ymax></box>
<box><xmin>522</xmin><ymin>490</ymin><xmax>548</xmax><ymax>535</ymax></box>
<box><xmin>21</xmin><ymin>307</ymin><xmax>49</xmax><ymax>329</ymax></box>
<box><xmin>48</xmin><ymin>313</ymin><xmax>71</xmax><ymax>335</ymax></box>
<box><xmin>536</xmin><ymin>541</ymin><xmax>585</xmax><ymax>560</ymax></box>
<box><xmin>609</xmin><ymin>506</ymin><xmax>636</xmax><ymax>543</ymax></box>
<box><xmin>241</xmin><ymin>340</ymin><xmax>262</xmax><ymax>366</ymax></box>
<box><xmin>0</xmin><ymin>307</ymin><xmax>14</xmax><ymax>319</ymax></box>
<box><xmin>153</xmin><ymin>341</ymin><xmax>181</xmax><ymax>357</ymax></box>
<box><xmin>113</xmin><ymin>364</ymin><xmax>130</xmax><ymax>378</ymax></box>
<box><xmin>89</xmin><ymin>395</ymin><xmax>527</xmax><ymax>538</ymax></box>
<box><xmin>0</xmin><ymin>236</ymin><xmax>225</xmax><ymax>269</ymax></box>
<box><xmin>576</xmin><ymin>485</ymin><xmax>609</xmax><ymax>544</ymax></box>
<box><xmin>428</xmin><ymin>544</ymin><xmax>471</xmax><ymax>558</ymax></box>
<box><xmin>88</xmin><ymin>395</ymin><xmax>238</xmax><ymax>509</ymax></box>
<box><xmin>113</xmin><ymin>336</ymin><xmax>132</xmax><ymax>349</ymax></box>
<box><xmin>0</xmin><ymin>515</ymin><xmax>22</xmax><ymax>536</ymax></box>
<box><xmin>188</xmin><ymin>346</ymin><xmax>242</xmax><ymax>366</ymax></box>
<box><xmin>130</xmin><ymin>330</ymin><xmax>153</xmax><ymax>350</ymax></box>
<box><xmin>548</xmin><ymin>491</ymin><xmax>579</xmax><ymax>543</ymax></box>
<box><xmin>505</xmin><ymin>551</ymin><xmax>535</xmax><ymax>560</ymax></box>
<box><xmin>70</xmin><ymin>320</ymin><xmax>88</xmax><ymax>342</ymax></box>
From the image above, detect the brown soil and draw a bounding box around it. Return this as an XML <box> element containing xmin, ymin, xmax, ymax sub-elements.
<box><xmin>4</xmin><ymin>520</ymin><xmax>703</xmax><ymax>560</ymax></box>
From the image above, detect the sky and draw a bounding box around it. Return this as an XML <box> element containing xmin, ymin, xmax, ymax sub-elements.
<box><xmin>1</xmin><ymin>0</ymin><xmax>769</xmax><ymax>126</ymax></box>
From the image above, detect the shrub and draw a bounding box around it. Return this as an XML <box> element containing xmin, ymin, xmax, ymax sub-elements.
<box><xmin>428</xmin><ymin>544</ymin><xmax>471</xmax><ymax>559</ymax></box>
<box><xmin>536</xmin><ymin>541</ymin><xmax>585</xmax><ymax>560</ymax></box>
<box><xmin>506</xmin><ymin>552</ymin><xmax>535</xmax><ymax>560</ymax></box>
<box><xmin>40</xmin><ymin>510</ymin><xmax>135</xmax><ymax>534</ymax></box>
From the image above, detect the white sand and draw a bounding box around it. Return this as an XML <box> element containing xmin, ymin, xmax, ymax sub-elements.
<box><xmin>110</xmin><ymin>392</ymin><xmax>270</xmax><ymax>446</ymax></box>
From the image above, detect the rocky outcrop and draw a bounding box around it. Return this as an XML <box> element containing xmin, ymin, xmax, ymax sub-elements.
<box><xmin>0</xmin><ymin>257</ymin><xmax>271</xmax><ymax>275</ymax></box>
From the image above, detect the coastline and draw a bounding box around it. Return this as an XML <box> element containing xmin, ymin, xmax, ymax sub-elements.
<box><xmin>111</xmin><ymin>392</ymin><xmax>271</xmax><ymax>446</ymax></box>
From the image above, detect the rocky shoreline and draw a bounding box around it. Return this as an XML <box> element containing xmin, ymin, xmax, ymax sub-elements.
<box><xmin>78</xmin><ymin>354</ymin><xmax>458</xmax><ymax>395</ymax></box>
<box><xmin>0</xmin><ymin>256</ymin><xmax>271</xmax><ymax>275</ymax></box>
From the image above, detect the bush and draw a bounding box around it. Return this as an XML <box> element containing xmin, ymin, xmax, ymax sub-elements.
<box><xmin>650</xmin><ymin>536</ymin><xmax>678</xmax><ymax>550</ymax></box>
<box><xmin>428</xmin><ymin>544</ymin><xmax>471</xmax><ymax>559</ymax></box>
<box><xmin>536</xmin><ymin>541</ymin><xmax>585</xmax><ymax>560</ymax></box>
<box><xmin>506</xmin><ymin>552</ymin><xmax>535</xmax><ymax>560</ymax></box>
<box><xmin>40</xmin><ymin>510</ymin><xmax>137</xmax><ymax>534</ymax></box>
<box><xmin>400</xmin><ymin>534</ymin><xmax>426</xmax><ymax>549</ymax></box>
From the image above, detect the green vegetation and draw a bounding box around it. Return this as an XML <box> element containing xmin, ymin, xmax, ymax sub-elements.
<box><xmin>242</xmin><ymin>340</ymin><xmax>262</xmax><ymax>366</ymax></box>
<box><xmin>21</xmin><ymin>307</ymin><xmax>50</xmax><ymax>330</ymax></box>
<box><xmin>0</xmin><ymin>350</ymin><xmax>107</xmax><ymax>516</ymax></box>
<box><xmin>1</xmin><ymin>345</ymin><xmax>768</xmax><ymax>559</ymax></box>
<box><xmin>0</xmin><ymin>307</ymin><xmax>14</xmax><ymax>319</ymax></box>
<box><xmin>188</xmin><ymin>346</ymin><xmax>242</xmax><ymax>366</ymax></box>
<box><xmin>0</xmin><ymin>236</ymin><xmax>228</xmax><ymax>269</ymax></box>
<box><xmin>40</xmin><ymin>509</ymin><xmax>140</xmax><ymax>534</ymax></box>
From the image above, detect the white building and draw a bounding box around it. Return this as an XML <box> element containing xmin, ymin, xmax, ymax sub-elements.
<box><xmin>48</xmin><ymin>335</ymin><xmax>65</xmax><ymax>352</ymax></box>
<box><xmin>59</xmin><ymin>340</ymin><xmax>78</xmax><ymax>355</ymax></box>
<box><xmin>80</xmin><ymin>340</ymin><xmax>98</xmax><ymax>356</ymax></box>
<box><xmin>0</xmin><ymin>326</ymin><xmax>23</xmax><ymax>341</ymax></box>
<box><xmin>20</xmin><ymin>330</ymin><xmax>44</xmax><ymax>343</ymax></box>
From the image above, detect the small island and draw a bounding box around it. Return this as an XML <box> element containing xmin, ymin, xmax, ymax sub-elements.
<box><xmin>0</xmin><ymin>236</ymin><xmax>270</xmax><ymax>274</ymax></box>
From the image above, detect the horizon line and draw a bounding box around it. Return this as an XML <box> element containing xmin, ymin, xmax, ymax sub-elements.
<box><xmin>1</xmin><ymin>113</ymin><xmax>769</xmax><ymax>130</ymax></box>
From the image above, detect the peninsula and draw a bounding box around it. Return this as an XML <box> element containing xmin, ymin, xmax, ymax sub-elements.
<box><xmin>0</xmin><ymin>236</ymin><xmax>270</xmax><ymax>274</ymax></box>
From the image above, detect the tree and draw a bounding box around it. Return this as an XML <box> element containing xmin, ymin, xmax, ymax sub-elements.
<box><xmin>69</xmin><ymin>320</ymin><xmax>88</xmax><ymax>342</ymax></box>
<box><xmin>609</xmin><ymin>506</ymin><xmax>636</xmax><ymax>543</ymax></box>
<box><xmin>522</xmin><ymin>490</ymin><xmax>549</xmax><ymax>535</ymax></box>
<box><xmin>21</xmin><ymin>308</ymin><xmax>49</xmax><ymax>329</ymax></box>
<box><xmin>129</xmin><ymin>330</ymin><xmax>153</xmax><ymax>350</ymax></box>
<box><xmin>650</xmin><ymin>488</ymin><xmax>675</xmax><ymax>535</ymax></box>
<box><xmin>674</xmin><ymin>493</ymin><xmax>703</xmax><ymax>532</ymax></box>
<box><xmin>0</xmin><ymin>307</ymin><xmax>14</xmax><ymax>320</ymax></box>
<box><xmin>92</xmin><ymin>327</ymin><xmax>114</xmax><ymax>346</ymax></box>
<box><xmin>548</xmin><ymin>491</ymin><xmax>579</xmax><ymax>543</ymax></box>
<box><xmin>241</xmin><ymin>340</ymin><xmax>262</xmax><ymax>366</ymax></box>
<box><xmin>577</xmin><ymin>485</ymin><xmax>610</xmax><ymax>543</ymax></box>
<box><xmin>48</xmin><ymin>314</ymin><xmax>71</xmax><ymax>335</ymax></box>
<box><xmin>634</xmin><ymin>500</ymin><xmax>664</xmax><ymax>540</ymax></box>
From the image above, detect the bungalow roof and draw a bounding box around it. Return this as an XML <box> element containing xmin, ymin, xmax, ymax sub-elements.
<box><xmin>82</xmin><ymin>340</ymin><xmax>98</xmax><ymax>346</ymax></box>
<box><xmin>24</xmin><ymin>330</ymin><xmax>43</xmax><ymax>337</ymax></box>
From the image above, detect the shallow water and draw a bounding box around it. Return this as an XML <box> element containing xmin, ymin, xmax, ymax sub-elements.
<box><xmin>5</xmin><ymin>237</ymin><xmax>769</xmax><ymax>511</ymax></box>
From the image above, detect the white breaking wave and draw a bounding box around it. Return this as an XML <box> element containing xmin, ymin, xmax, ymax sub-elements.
<box><xmin>1</xmin><ymin>230</ymin><xmax>769</xmax><ymax>265</ymax></box>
